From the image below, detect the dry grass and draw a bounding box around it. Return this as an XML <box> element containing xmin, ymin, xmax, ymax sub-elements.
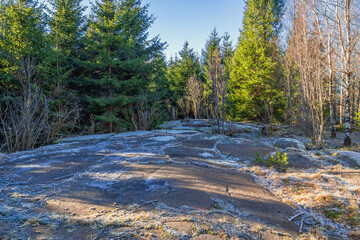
<box><xmin>242</xmin><ymin>164</ymin><xmax>360</xmax><ymax>238</ymax></box>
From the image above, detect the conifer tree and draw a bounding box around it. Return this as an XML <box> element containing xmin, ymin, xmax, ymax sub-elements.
<box><xmin>203</xmin><ymin>29</ymin><xmax>233</xmax><ymax>126</ymax></box>
<box><xmin>47</xmin><ymin>0</ymin><xmax>86</xmax><ymax>110</ymax></box>
<box><xmin>229</xmin><ymin>0</ymin><xmax>285</xmax><ymax>123</ymax></box>
<box><xmin>166</xmin><ymin>41</ymin><xmax>201</xmax><ymax>118</ymax></box>
<box><xmin>220</xmin><ymin>32</ymin><xmax>233</xmax><ymax>129</ymax></box>
<box><xmin>82</xmin><ymin>0</ymin><xmax>166</xmax><ymax>132</ymax></box>
<box><xmin>203</xmin><ymin>28</ymin><xmax>223</xmax><ymax>119</ymax></box>
<box><xmin>0</xmin><ymin>0</ymin><xmax>48</xmax><ymax>92</ymax></box>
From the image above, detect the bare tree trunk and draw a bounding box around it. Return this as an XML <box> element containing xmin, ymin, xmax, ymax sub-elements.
<box><xmin>171</xmin><ymin>106</ymin><xmax>176</xmax><ymax>120</ymax></box>
<box><xmin>213</xmin><ymin>74</ymin><xmax>221</xmax><ymax>134</ymax></box>
<box><xmin>221</xmin><ymin>87</ymin><xmax>226</xmax><ymax>134</ymax></box>
<box><xmin>206</xmin><ymin>48</ymin><xmax>222</xmax><ymax>133</ymax></box>
<box><xmin>340</xmin><ymin>82</ymin><xmax>344</xmax><ymax>124</ymax></box>
<box><xmin>344</xmin><ymin>90</ymin><xmax>351</xmax><ymax>145</ymax></box>
<box><xmin>337</xmin><ymin>0</ymin><xmax>358</xmax><ymax>146</ymax></box>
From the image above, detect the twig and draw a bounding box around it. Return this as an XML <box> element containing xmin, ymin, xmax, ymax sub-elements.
<box><xmin>144</xmin><ymin>200</ymin><xmax>159</xmax><ymax>205</ymax></box>
<box><xmin>288</xmin><ymin>212</ymin><xmax>305</xmax><ymax>221</ymax></box>
<box><xmin>25</xmin><ymin>176</ymin><xmax>33</xmax><ymax>183</ymax></box>
<box><xmin>299</xmin><ymin>215</ymin><xmax>305</xmax><ymax>233</ymax></box>
<box><xmin>43</xmin><ymin>192</ymin><xmax>60</xmax><ymax>200</ymax></box>
<box><xmin>42</xmin><ymin>189</ymin><xmax>68</xmax><ymax>203</ymax></box>
<box><xmin>131</xmin><ymin>233</ymin><xmax>149</xmax><ymax>240</ymax></box>
<box><xmin>207</xmin><ymin>210</ymin><xmax>237</xmax><ymax>219</ymax></box>
<box><xmin>93</xmin><ymin>227</ymin><xmax>107</xmax><ymax>240</ymax></box>
<box><xmin>54</xmin><ymin>173</ymin><xmax>77</xmax><ymax>181</ymax></box>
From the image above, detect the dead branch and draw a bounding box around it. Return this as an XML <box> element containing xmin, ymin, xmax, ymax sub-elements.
<box><xmin>288</xmin><ymin>212</ymin><xmax>305</xmax><ymax>221</ymax></box>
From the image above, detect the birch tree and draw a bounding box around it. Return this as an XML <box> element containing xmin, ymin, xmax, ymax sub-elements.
<box><xmin>336</xmin><ymin>0</ymin><xmax>360</xmax><ymax>146</ymax></box>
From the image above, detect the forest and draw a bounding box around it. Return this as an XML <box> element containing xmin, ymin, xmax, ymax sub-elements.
<box><xmin>0</xmin><ymin>0</ymin><xmax>360</xmax><ymax>153</ymax></box>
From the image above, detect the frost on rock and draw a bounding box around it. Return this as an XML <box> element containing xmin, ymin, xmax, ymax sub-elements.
<box><xmin>112</xmin><ymin>131</ymin><xmax>152</xmax><ymax>138</ymax></box>
<box><xmin>275</xmin><ymin>138</ymin><xmax>306</xmax><ymax>150</ymax></box>
<box><xmin>199</xmin><ymin>152</ymin><xmax>214</xmax><ymax>158</ymax></box>
<box><xmin>58</xmin><ymin>133</ymin><xmax>115</xmax><ymax>143</ymax></box>
<box><xmin>1</xmin><ymin>119</ymin><xmax>359</xmax><ymax>239</ymax></box>
<box><xmin>149</xmin><ymin>136</ymin><xmax>177</xmax><ymax>142</ymax></box>
<box><xmin>335</xmin><ymin>151</ymin><xmax>360</xmax><ymax>165</ymax></box>
<box><xmin>83</xmin><ymin>171</ymin><xmax>126</xmax><ymax>190</ymax></box>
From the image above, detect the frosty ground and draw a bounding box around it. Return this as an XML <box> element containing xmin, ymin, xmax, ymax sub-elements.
<box><xmin>0</xmin><ymin>119</ymin><xmax>359</xmax><ymax>239</ymax></box>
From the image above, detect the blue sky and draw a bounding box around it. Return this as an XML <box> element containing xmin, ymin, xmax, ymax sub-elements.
<box><xmin>142</xmin><ymin>0</ymin><xmax>245</xmax><ymax>59</ymax></box>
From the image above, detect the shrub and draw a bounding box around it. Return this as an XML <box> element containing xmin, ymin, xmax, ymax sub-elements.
<box><xmin>255</xmin><ymin>148</ymin><xmax>288</xmax><ymax>171</ymax></box>
<box><xmin>267</xmin><ymin>148</ymin><xmax>288</xmax><ymax>171</ymax></box>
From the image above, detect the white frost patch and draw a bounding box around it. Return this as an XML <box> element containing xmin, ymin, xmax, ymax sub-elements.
<box><xmin>145</xmin><ymin>176</ymin><xmax>156</xmax><ymax>185</ymax></box>
<box><xmin>53</xmin><ymin>147</ymin><xmax>85</xmax><ymax>154</ymax></box>
<box><xmin>145</xmin><ymin>176</ymin><xmax>168</xmax><ymax>192</ymax></box>
<box><xmin>86</xmin><ymin>181</ymin><xmax>115</xmax><ymax>190</ymax></box>
<box><xmin>84</xmin><ymin>171</ymin><xmax>126</xmax><ymax>190</ymax></box>
<box><xmin>102</xmin><ymin>152</ymin><xmax>158</xmax><ymax>159</ymax></box>
<box><xmin>58</xmin><ymin>134</ymin><xmax>114</xmax><ymax>143</ymax></box>
<box><xmin>224</xmin><ymin>122</ymin><xmax>259</xmax><ymax>132</ymax></box>
<box><xmin>15</xmin><ymin>163</ymin><xmax>50</xmax><ymax>169</ymax></box>
<box><xmin>199</xmin><ymin>152</ymin><xmax>214</xmax><ymax>158</ymax></box>
<box><xmin>149</xmin><ymin>136</ymin><xmax>177</xmax><ymax>142</ymax></box>
<box><xmin>152</xmin><ymin>129</ymin><xmax>199</xmax><ymax>134</ymax></box>
<box><xmin>112</xmin><ymin>131</ymin><xmax>151</xmax><ymax>138</ymax></box>
<box><xmin>84</xmin><ymin>171</ymin><xmax>126</xmax><ymax>181</ymax></box>
<box><xmin>206</xmin><ymin>159</ymin><xmax>240</xmax><ymax>168</ymax></box>
<box><xmin>335</xmin><ymin>151</ymin><xmax>360</xmax><ymax>165</ymax></box>
<box><xmin>124</xmin><ymin>175</ymin><xmax>133</xmax><ymax>180</ymax></box>
<box><xmin>202</xmin><ymin>135</ymin><xmax>228</xmax><ymax>141</ymax></box>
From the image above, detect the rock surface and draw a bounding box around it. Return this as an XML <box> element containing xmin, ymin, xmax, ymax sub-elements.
<box><xmin>275</xmin><ymin>138</ymin><xmax>306</xmax><ymax>150</ymax></box>
<box><xmin>0</xmin><ymin>119</ymin><xmax>358</xmax><ymax>239</ymax></box>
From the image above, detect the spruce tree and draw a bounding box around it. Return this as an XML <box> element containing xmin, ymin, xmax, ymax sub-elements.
<box><xmin>47</xmin><ymin>0</ymin><xmax>86</xmax><ymax>110</ymax></box>
<box><xmin>82</xmin><ymin>0</ymin><xmax>166</xmax><ymax>132</ymax></box>
<box><xmin>203</xmin><ymin>28</ymin><xmax>222</xmax><ymax>119</ymax></box>
<box><xmin>229</xmin><ymin>0</ymin><xmax>285</xmax><ymax>122</ymax></box>
<box><xmin>0</xmin><ymin>0</ymin><xmax>48</xmax><ymax>92</ymax></box>
<box><xmin>166</xmin><ymin>41</ymin><xmax>201</xmax><ymax>118</ymax></box>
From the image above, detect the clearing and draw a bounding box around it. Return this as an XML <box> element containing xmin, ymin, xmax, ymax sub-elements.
<box><xmin>0</xmin><ymin>120</ymin><xmax>359</xmax><ymax>239</ymax></box>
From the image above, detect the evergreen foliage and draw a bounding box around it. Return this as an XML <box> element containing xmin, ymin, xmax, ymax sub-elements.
<box><xmin>1</xmin><ymin>0</ymin><xmax>357</xmax><ymax>152</ymax></box>
<box><xmin>166</xmin><ymin>41</ymin><xmax>201</xmax><ymax>118</ymax></box>
<box><xmin>229</xmin><ymin>0</ymin><xmax>285</xmax><ymax>122</ymax></box>
<box><xmin>80</xmin><ymin>0</ymin><xmax>166</xmax><ymax>132</ymax></box>
<box><xmin>47</xmin><ymin>0</ymin><xmax>86</xmax><ymax>99</ymax></box>
<box><xmin>0</xmin><ymin>0</ymin><xmax>48</xmax><ymax>91</ymax></box>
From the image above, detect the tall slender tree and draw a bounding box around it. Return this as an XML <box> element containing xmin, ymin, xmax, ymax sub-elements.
<box><xmin>203</xmin><ymin>28</ymin><xmax>222</xmax><ymax>119</ymax></box>
<box><xmin>336</xmin><ymin>0</ymin><xmax>360</xmax><ymax>146</ymax></box>
<box><xmin>47</xmin><ymin>0</ymin><xmax>86</xmax><ymax>110</ymax></box>
<box><xmin>229</xmin><ymin>0</ymin><xmax>285</xmax><ymax>123</ymax></box>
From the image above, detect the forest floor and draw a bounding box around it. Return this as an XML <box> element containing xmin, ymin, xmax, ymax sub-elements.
<box><xmin>0</xmin><ymin>119</ymin><xmax>359</xmax><ymax>239</ymax></box>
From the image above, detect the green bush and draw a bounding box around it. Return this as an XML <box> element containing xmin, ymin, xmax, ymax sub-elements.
<box><xmin>255</xmin><ymin>152</ymin><xmax>264</xmax><ymax>164</ymax></box>
<box><xmin>256</xmin><ymin>148</ymin><xmax>288</xmax><ymax>171</ymax></box>
<box><xmin>267</xmin><ymin>148</ymin><xmax>288</xmax><ymax>171</ymax></box>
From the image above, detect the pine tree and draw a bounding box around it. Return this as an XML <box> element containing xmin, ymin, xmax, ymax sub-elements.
<box><xmin>229</xmin><ymin>0</ymin><xmax>285</xmax><ymax>123</ymax></box>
